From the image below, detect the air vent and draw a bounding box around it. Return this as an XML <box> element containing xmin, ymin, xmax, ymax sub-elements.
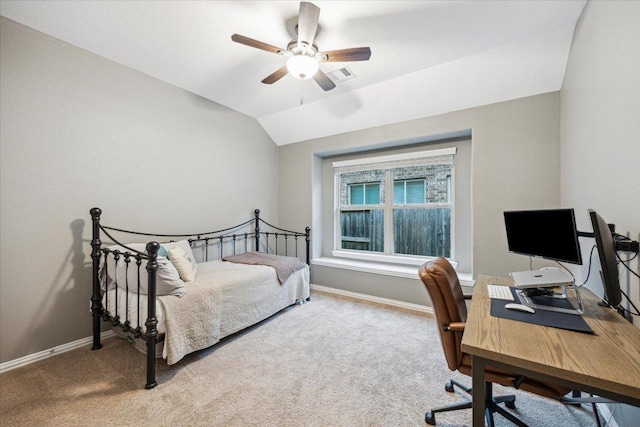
<box><xmin>327</xmin><ymin>67</ymin><xmax>357</xmax><ymax>84</ymax></box>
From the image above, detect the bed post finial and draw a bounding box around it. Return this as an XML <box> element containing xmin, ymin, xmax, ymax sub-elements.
<box><xmin>90</xmin><ymin>208</ymin><xmax>103</xmax><ymax>351</ymax></box>
<box><xmin>144</xmin><ymin>241</ymin><xmax>159</xmax><ymax>389</ymax></box>
<box><xmin>254</xmin><ymin>209</ymin><xmax>260</xmax><ymax>252</ymax></box>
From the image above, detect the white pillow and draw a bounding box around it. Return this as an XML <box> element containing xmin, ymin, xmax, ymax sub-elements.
<box><xmin>163</xmin><ymin>240</ymin><xmax>198</xmax><ymax>272</ymax></box>
<box><xmin>168</xmin><ymin>246</ymin><xmax>197</xmax><ymax>282</ymax></box>
<box><xmin>102</xmin><ymin>243</ymin><xmax>186</xmax><ymax>297</ymax></box>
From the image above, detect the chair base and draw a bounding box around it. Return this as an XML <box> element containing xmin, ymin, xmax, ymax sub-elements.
<box><xmin>561</xmin><ymin>392</ymin><xmax>611</xmax><ymax>427</ymax></box>
<box><xmin>425</xmin><ymin>380</ymin><xmax>524</xmax><ymax>426</ymax></box>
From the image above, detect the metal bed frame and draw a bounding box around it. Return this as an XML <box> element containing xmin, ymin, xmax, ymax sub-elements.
<box><xmin>90</xmin><ymin>207</ymin><xmax>310</xmax><ymax>389</ymax></box>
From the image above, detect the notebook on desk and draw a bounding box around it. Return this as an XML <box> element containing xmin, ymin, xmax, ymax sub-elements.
<box><xmin>509</xmin><ymin>268</ymin><xmax>573</xmax><ymax>288</ymax></box>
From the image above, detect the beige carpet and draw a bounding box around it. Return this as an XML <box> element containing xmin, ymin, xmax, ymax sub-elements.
<box><xmin>1</xmin><ymin>292</ymin><xmax>597</xmax><ymax>426</ymax></box>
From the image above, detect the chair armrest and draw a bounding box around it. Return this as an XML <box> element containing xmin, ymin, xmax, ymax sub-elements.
<box><xmin>444</xmin><ymin>322</ymin><xmax>466</xmax><ymax>332</ymax></box>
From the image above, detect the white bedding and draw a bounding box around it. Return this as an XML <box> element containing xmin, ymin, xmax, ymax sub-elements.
<box><xmin>103</xmin><ymin>259</ymin><xmax>310</xmax><ymax>364</ymax></box>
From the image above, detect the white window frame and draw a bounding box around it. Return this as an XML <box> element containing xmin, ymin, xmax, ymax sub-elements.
<box><xmin>333</xmin><ymin>148</ymin><xmax>456</xmax><ymax>265</ymax></box>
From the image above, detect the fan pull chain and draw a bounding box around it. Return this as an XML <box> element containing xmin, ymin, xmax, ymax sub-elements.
<box><xmin>300</xmin><ymin>84</ymin><xmax>304</xmax><ymax>106</ymax></box>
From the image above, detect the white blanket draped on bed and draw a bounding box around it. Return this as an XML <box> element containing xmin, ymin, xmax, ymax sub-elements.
<box><xmin>104</xmin><ymin>259</ymin><xmax>310</xmax><ymax>365</ymax></box>
<box><xmin>158</xmin><ymin>273</ymin><xmax>221</xmax><ymax>365</ymax></box>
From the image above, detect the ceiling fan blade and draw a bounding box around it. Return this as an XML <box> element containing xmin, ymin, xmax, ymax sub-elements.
<box><xmin>321</xmin><ymin>47</ymin><xmax>372</xmax><ymax>62</ymax></box>
<box><xmin>313</xmin><ymin>69</ymin><xmax>336</xmax><ymax>91</ymax></box>
<box><xmin>231</xmin><ymin>34</ymin><xmax>284</xmax><ymax>54</ymax></box>
<box><xmin>297</xmin><ymin>2</ymin><xmax>320</xmax><ymax>47</ymax></box>
<box><xmin>261</xmin><ymin>66</ymin><xmax>289</xmax><ymax>85</ymax></box>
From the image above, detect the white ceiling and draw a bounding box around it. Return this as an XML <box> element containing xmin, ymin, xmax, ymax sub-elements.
<box><xmin>0</xmin><ymin>1</ymin><xmax>586</xmax><ymax>146</ymax></box>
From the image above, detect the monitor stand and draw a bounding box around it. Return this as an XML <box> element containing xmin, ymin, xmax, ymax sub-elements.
<box><xmin>516</xmin><ymin>284</ymin><xmax>584</xmax><ymax>316</ymax></box>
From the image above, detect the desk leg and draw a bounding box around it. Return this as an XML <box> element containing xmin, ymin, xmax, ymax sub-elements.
<box><xmin>471</xmin><ymin>355</ymin><xmax>486</xmax><ymax>427</ymax></box>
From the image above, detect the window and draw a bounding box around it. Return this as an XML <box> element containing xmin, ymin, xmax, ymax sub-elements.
<box><xmin>349</xmin><ymin>183</ymin><xmax>380</xmax><ymax>205</ymax></box>
<box><xmin>394</xmin><ymin>179</ymin><xmax>426</xmax><ymax>204</ymax></box>
<box><xmin>334</xmin><ymin>148</ymin><xmax>455</xmax><ymax>259</ymax></box>
<box><xmin>339</xmin><ymin>169</ymin><xmax>385</xmax><ymax>252</ymax></box>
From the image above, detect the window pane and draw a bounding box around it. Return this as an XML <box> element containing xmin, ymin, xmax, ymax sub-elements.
<box><xmin>340</xmin><ymin>170</ymin><xmax>385</xmax><ymax>206</ymax></box>
<box><xmin>393</xmin><ymin>207</ymin><xmax>451</xmax><ymax>257</ymax></box>
<box><xmin>393</xmin><ymin>181</ymin><xmax>404</xmax><ymax>204</ymax></box>
<box><xmin>340</xmin><ymin>209</ymin><xmax>384</xmax><ymax>252</ymax></box>
<box><xmin>349</xmin><ymin>185</ymin><xmax>364</xmax><ymax>205</ymax></box>
<box><xmin>405</xmin><ymin>180</ymin><xmax>425</xmax><ymax>204</ymax></box>
<box><xmin>365</xmin><ymin>184</ymin><xmax>380</xmax><ymax>205</ymax></box>
<box><xmin>392</xmin><ymin>164</ymin><xmax>451</xmax><ymax>203</ymax></box>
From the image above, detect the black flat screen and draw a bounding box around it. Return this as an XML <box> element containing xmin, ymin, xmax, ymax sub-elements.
<box><xmin>589</xmin><ymin>209</ymin><xmax>622</xmax><ymax>307</ymax></box>
<box><xmin>503</xmin><ymin>209</ymin><xmax>582</xmax><ymax>265</ymax></box>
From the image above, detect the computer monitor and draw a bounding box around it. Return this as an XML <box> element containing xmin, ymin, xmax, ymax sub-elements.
<box><xmin>503</xmin><ymin>209</ymin><xmax>582</xmax><ymax>265</ymax></box>
<box><xmin>588</xmin><ymin>209</ymin><xmax>622</xmax><ymax>307</ymax></box>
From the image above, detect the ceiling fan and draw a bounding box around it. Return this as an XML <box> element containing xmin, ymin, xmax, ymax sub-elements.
<box><xmin>231</xmin><ymin>1</ymin><xmax>371</xmax><ymax>91</ymax></box>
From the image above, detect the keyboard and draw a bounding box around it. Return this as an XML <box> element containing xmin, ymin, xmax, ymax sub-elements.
<box><xmin>487</xmin><ymin>284</ymin><xmax>515</xmax><ymax>301</ymax></box>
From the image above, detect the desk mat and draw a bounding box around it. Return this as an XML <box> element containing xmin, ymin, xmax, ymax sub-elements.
<box><xmin>489</xmin><ymin>287</ymin><xmax>594</xmax><ymax>334</ymax></box>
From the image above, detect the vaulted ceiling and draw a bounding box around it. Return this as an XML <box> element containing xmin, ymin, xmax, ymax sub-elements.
<box><xmin>0</xmin><ymin>1</ymin><xmax>586</xmax><ymax>145</ymax></box>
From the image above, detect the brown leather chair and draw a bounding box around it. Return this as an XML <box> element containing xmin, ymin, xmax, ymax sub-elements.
<box><xmin>419</xmin><ymin>257</ymin><xmax>601</xmax><ymax>427</ymax></box>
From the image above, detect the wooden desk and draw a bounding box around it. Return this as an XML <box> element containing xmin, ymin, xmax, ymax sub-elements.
<box><xmin>461</xmin><ymin>275</ymin><xmax>640</xmax><ymax>427</ymax></box>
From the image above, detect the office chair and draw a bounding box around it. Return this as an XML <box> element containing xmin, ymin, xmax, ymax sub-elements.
<box><xmin>419</xmin><ymin>257</ymin><xmax>603</xmax><ymax>427</ymax></box>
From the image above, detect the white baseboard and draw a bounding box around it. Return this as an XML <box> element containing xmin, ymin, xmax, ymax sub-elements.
<box><xmin>0</xmin><ymin>330</ymin><xmax>114</xmax><ymax>374</ymax></box>
<box><xmin>311</xmin><ymin>284</ymin><xmax>433</xmax><ymax>314</ymax></box>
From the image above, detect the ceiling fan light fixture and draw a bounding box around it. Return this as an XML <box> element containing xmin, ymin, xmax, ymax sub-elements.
<box><xmin>286</xmin><ymin>54</ymin><xmax>319</xmax><ymax>80</ymax></box>
<box><xmin>231</xmin><ymin>1</ymin><xmax>370</xmax><ymax>91</ymax></box>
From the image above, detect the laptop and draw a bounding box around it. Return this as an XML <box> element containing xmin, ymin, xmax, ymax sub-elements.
<box><xmin>509</xmin><ymin>268</ymin><xmax>574</xmax><ymax>288</ymax></box>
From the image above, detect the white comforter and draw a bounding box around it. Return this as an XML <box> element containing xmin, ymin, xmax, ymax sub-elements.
<box><xmin>103</xmin><ymin>259</ymin><xmax>310</xmax><ymax>364</ymax></box>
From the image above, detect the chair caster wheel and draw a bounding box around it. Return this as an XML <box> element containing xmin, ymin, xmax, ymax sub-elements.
<box><xmin>505</xmin><ymin>400</ymin><xmax>516</xmax><ymax>410</ymax></box>
<box><xmin>444</xmin><ymin>381</ymin><xmax>455</xmax><ymax>393</ymax></box>
<box><xmin>425</xmin><ymin>411</ymin><xmax>436</xmax><ymax>425</ymax></box>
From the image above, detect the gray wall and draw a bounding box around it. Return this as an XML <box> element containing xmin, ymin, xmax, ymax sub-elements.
<box><xmin>561</xmin><ymin>2</ymin><xmax>639</xmax><ymax>423</ymax></box>
<box><xmin>279</xmin><ymin>92</ymin><xmax>562</xmax><ymax>304</ymax></box>
<box><xmin>561</xmin><ymin>1</ymin><xmax>640</xmax><ymax>325</ymax></box>
<box><xmin>0</xmin><ymin>18</ymin><xmax>279</xmax><ymax>364</ymax></box>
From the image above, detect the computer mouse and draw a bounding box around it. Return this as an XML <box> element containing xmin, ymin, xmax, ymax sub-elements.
<box><xmin>504</xmin><ymin>303</ymin><xmax>536</xmax><ymax>314</ymax></box>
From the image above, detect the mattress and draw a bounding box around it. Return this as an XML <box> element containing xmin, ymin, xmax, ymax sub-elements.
<box><xmin>103</xmin><ymin>259</ymin><xmax>310</xmax><ymax>363</ymax></box>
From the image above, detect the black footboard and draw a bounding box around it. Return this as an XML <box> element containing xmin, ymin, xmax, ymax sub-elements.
<box><xmin>91</xmin><ymin>208</ymin><xmax>160</xmax><ymax>389</ymax></box>
<box><xmin>90</xmin><ymin>208</ymin><xmax>310</xmax><ymax>389</ymax></box>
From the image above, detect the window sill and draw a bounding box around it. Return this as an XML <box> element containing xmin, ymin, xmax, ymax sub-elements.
<box><xmin>312</xmin><ymin>256</ymin><xmax>474</xmax><ymax>287</ymax></box>
<box><xmin>331</xmin><ymin>250</ymin><xmax>458</xmax><ymax>268</ymax></box>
